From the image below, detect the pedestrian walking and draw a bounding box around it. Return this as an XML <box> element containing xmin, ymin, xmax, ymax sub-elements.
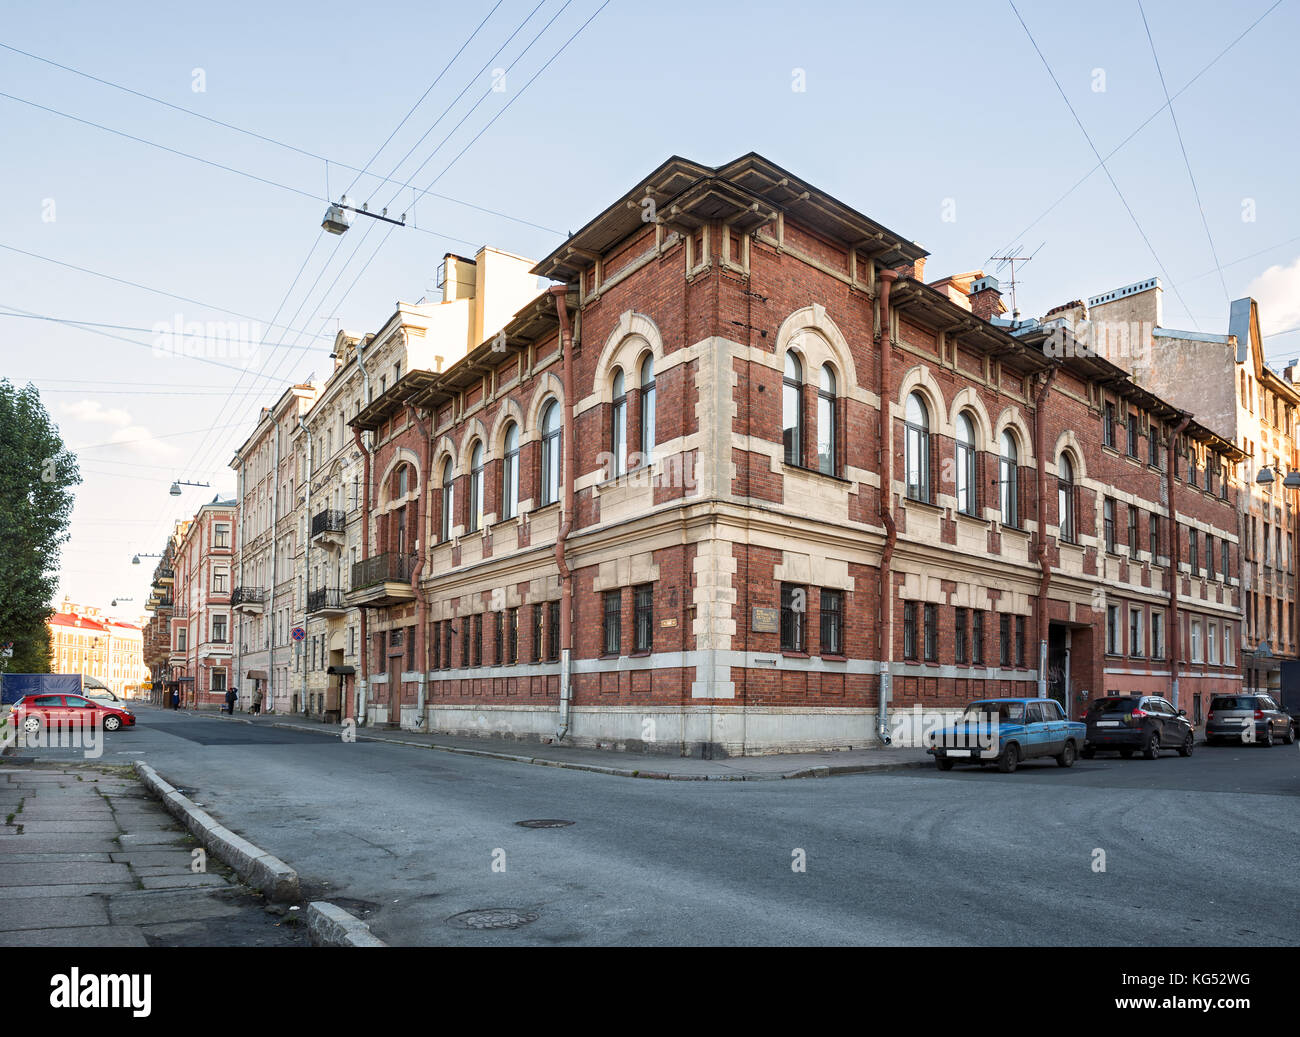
<box><xmin>251</xmin><ymin>686</ymin><xmax>263</xmax><ymax>716</ymax></box>
<box><xmin>171</xmin><ymin>688</ymin><xmax>179</xmax><ymax>710</ymax></box>
<box><xmin>224</xmin><ymin>686</ymin><xmax>237</xmax><ymax>715</ymax></box>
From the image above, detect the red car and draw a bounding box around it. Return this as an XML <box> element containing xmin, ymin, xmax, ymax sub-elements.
<box><xmin>11</xmin><ymin>693</ymin><xmax>136</xmax><ymax>733</ymax></box>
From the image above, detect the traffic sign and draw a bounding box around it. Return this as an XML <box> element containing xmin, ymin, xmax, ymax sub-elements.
<box><xmin>291</xmin><ymin>626</ymin><xmax>306</xmax><ymax>642</ymax></box>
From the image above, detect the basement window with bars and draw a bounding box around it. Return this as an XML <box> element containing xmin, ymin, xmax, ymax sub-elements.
<box><xmin>955</xmin><ymin>607</ymin><xmax>968</xmax><ymax>664</ymax></box>
<box><xmin>820</xmin><ymin>589</ymin><xmax>843</xmax><ymax>656</ymax></box>
<box><xmin>507</xmin><ymin>607</ymin><xmax>518</xmax><ymax>664</ymax></box>
<box><xmin>532</xmin><ymin>604</ymin><xmax>544</xmax><ymax>664</ymax></box>
<box><xmin>495</xmin><ymin>611</ymin><xmax>504</xmax><ymax>666</ymax></box>
<box><xmin>781</xmin><ymin>584</ymin><xmax>806</xmax><ymax>653</ymax></box>
<box><xmin>972</xmin><ymin>610</ymin><xmax>984</xmax><ymax>665</ymax></box>
<box><xmin>999</xmin><ymin>614</ymin><xmax>1011</xmax><ymax>668</ymax></box>
<box><xmin>634</xmin><ymin>584</ymin><xmax>654</xmax><ymax>653</ymax></box>
<box><xmin>603</xmin><ymin>590</ymin><xmax>622</xmax><ymax>657</ymax></box>
<box><xmin>1015</xmin><ymin>615</ymin><xmax>1026</xmax><ymax>667</ymax></box>
<box><xmin>548</xmin><ymin>601</ymin><xmax>561</xmax><ymax>661</ymax></box>
<box><xmin>903</xmin><ymin>602</ymin><xmax>918</xmax><ymax>661</ymax></box>
<box><xmin>923</xmin><ymin>604</ymin><xmax>938</xmax><ymax>662</ymax></box>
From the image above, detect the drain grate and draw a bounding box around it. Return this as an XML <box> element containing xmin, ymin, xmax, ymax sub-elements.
<box><xmin>515</xmin><ymin>819</ymin><xmax>574</xmax><ymax>828</ymax></box>
<box><xmin>448</xmin><ymin>908</ymin><xmax>538</xmax><ymax>930</ymax></box>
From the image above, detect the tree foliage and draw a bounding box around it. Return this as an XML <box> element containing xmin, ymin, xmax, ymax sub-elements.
<box><xmin>0</xmin><ymin>380</ymin><xmax>80</xmax><ymax>673</ymax></box>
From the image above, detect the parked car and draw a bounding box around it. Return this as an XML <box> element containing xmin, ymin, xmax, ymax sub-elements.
<box><xmin>11</xmin><ymin>694</ymin><xmax>136</xmax><ymax>734</ymax></box>
<box><xmin>1205</xmin><ymin>694</ymin><xmax>1295</xmax><ymax>747</ymax></box>
<box><xmin>927</xmin><ymin>697</ymin><xmax>1086</xmax><ymax>773</ymax></box>
<box><xmin>1081</xmin><ymin>695</ymin><xmax>1194</xmax><ymax>759</ymax></box>
<box><xmin>83</xmin><ymin>687</ymin><xmax>123</xmax><ymax>704</ymax></box>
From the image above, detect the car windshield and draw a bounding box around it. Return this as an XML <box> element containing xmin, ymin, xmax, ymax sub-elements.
<box><xmin>963</xmin><ymin>701</ymin><xmax>1025</xmax><ymax>724</ymax></box>
<box><xmin>1089</xmin><ymin>698</ymin><xmax>1136</xmax><ymax>714</ymax></box>
<box><xmin>1211</xmin><ymin>697</ymin><xmax>1253</xmax><ymax>711</ymax></box>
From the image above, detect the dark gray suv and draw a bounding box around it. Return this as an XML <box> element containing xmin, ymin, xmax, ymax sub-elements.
<box><xmin>1205</xmin><ymin>694</ymin><xmax>1296</xmax><ymax>747</ymax></box>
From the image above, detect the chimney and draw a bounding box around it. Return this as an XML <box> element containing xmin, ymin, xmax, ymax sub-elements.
<box><xmin>969</xmin><ymin>275</ymin><xmax>1003</xmax><ymax>322</ymax></box>
<box><xmin>1286</xmin><ymin>359</ymin><xmax>1298</xmax><ymax>384</ymax></box>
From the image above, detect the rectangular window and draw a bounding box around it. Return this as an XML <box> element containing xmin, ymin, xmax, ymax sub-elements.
<box><xmin>1014</xmin><ymin>615</ymin><xmax>1026</xmax><ymax>667</ymax></box>
<box><xmin>1103</xmin><ymin>402</ymin><xmax>1116</xmax><ymax>447</ymax></box>
<box><xmin>781</xmin><ymin>584</ymin><xmax>806</xmax><ymax>653</ymax></box>
<box><xmin>1104</xmin><ymin>498</ymin><xmax>1116</xmax><ymax>552</ymax></box>
<box><xmin>923</xmin><ymin>603</ymin><xmax>937</xmax><ymax>662</ymax></box>
<box><xmin>211</xmin><ymin>669</ymin><xmax>226</xmax><ymax>693</ymax></box>
<box><xmin>1127</xmin><ymin>413</ymin><xmax>1139</xmax><ymax>457</ymax></box>
<box><xmin>1149</xmin><ymin>512</ymin><xmax>1160</xmax><ymax>558</ymax></box>
<box><xmin>634</xmin><ymin>585</ymin><xmax>654</xmax><ymax>653</ymax></box>
<box><xmin>1151</xmin><ymin>610</ymin><xmax>1165</xmax><ymax>660</ymax></box>
<box><xmin>1221</xmin><ymin>539</ymin><xmax>1230</xmax><ymax>579</ymax></box>
<box><xmin>462</xmin><ymin>618</ymin><xmax>470</xmax><ymax>669</ymax></box>
<box><xmin>407</xmin><ymin>628</ymin><xmax>415</xmax><ymax>672</ymax></box>
<box><xmin>212</xmin><ymin>615</ymin><xmax>227</xmax><ymax>643</ymax></box>
<box><xmin>903</xmin><ymin>602</ymin><xmax>917</xmax><ymax>660</ymax></box>
<box><xmin>1129</xmin><ymin>608</ymin><xmax>1144</xmax><ymax>657</ymax></box>
<box><xmin>954</xmin><ymin>607</ymin><xmax>968</xmax><ymax>664</ymax></box>
<box><xmin>443</xmin><ymin>620</ymin><xmax>452</xmax><ymax>670</ymax></box>
<box><xmin>507</xmin><ymin>607</ymin><xmax>519</xmax><ymax>664</ymax></box>
<box><xmin>1148</xmin><ymin>427</ymin><xmax>1159</xmax><ymax>466</ymax></box>
<box><xmin>432</xmin><ymin>621</ymin><xmax>441</xmax><ymax>670</ymax></box>
<box><xmin>494</xmin><ymin>611</ymin><xmax>504</xmax><ymax>666</ymax></box>
<box><xmin>472</xmin><ymin>613</ymin><xmax>482</xmax><ymax>667</ymax></box>
<box><xmin>1106</xmin><ymin>605</ymin><xmax>1120</xmax><ymax>655</ymax></box>
<box><xmin>1189</xmin><ymin>526</ymin><xmax>1199</xmax><ymax>571</ymax></box>
<box><xmin>214</xmin><ymin>523</ymin><xmax>230</xmax><ymax>548</ymax></box>
<box><xmin>1206</xmin><ymin>535</ymin><xmax>1215</xmax><ymax>579</ymax></box>
<box><xmin>532</xmin><ymin>604</ymin><xmax>544</xmax><ymax>663</ymax></box>
<box><xmin>1223</xmin><ymin>623</ymin><xmax>1233</xmax><ymax>665</ymax></box>
<box><xmin>999</xmin><ymin>614</ymin><xmax>1011</xmax><ymax>667</ymax></box>
<box><xmin>1208</xmin><ymin>621</ymin><xmax>1219</xmax><ymax>664</ymax></box>
<box><xmin>1127</xmin><ymin>506</ymin><xmax>1138</xmax><ymax>552</ymax></box>
<box><xmin>548</xmin><ymin>601</ymin><xmax>560</xmax><ymax>661</ymax></box>
<box><xmin>1191</xmin><ymin>619</ymin><xmax>1203</xmax><ymax>663</ymax></box>
<box><xmin>603</xmin><ymin>590</ymin><xmax>622</xmax><ymax>656</ymax></box>
<box><xmin>972</xmin><ymin>610</ymin><xmax>984</xmax><ymax>665</ymax></box>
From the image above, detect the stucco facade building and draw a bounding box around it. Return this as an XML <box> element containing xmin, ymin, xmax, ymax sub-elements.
<box><xmin>170</xmin><ymin>499</ymin><xmax>236</xmax><ymax>709</ymax></box>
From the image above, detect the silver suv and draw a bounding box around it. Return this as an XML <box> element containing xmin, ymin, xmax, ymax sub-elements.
<box><xmin>1205</xmin><ymin>694</ymin><xmax>1296</xmax><ymax>747</ymax></box>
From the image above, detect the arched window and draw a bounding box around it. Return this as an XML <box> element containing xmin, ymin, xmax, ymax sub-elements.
<box><xmin>783</xmin><ymin>353</ymin><xmax>803</xmax><ymax>466</ymax></box>
<box><xmin>610</xmin><ymin>368</ymin><xmax>627</xmax><ymax>476</ymax></box>
<box><xmin>501</xmin><ymin>422</ymin><xmax>519</xmax><ymax>520</ymax></box>
<box><xmin>1057</xmin><ymin>453</ymin><xmax>1076</xmax><ymax>543</ymax></box>
<box><xmin>541</xmin><ymin>399</ymin><xmax>562</xmax><ymax>506</ymax></box>
<box><xmin>904</xmin><ymin>392</ymin><xmax>930</xmax><ymax>502</ymax></box>
<box><xmin>468</xmin><ymin>442</ymin><xmax>484</xmax><ymax>532</ymax></box>
<box><xmin>640</xmin><ymin>354</ymin><xmax>656</xmax><ymax>464</ymax></box>
<box><xmin>956</xmin><ymin>412</ymin><xmax>977</xmax><ymax>516</ymax></box>
<box><xmin>439</xmin><ymin>458</ymin><xmax>454</xmax><ymax>542</ymax></box>
<box><xmin>817</xmin><ymin>364</ymin><xmax>837</xmax><ymax>475</ymax></box>
<box><xmin>1000</xmin><ymin>430</ymin><xmax>1019</xmax><ymax>527</ymax></box>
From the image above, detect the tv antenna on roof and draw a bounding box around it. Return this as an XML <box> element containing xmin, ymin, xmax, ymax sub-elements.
<box><xmin>988</xmin><ymin>242</ymin><xmax>1044</xmax><ymax>318</ymax></box>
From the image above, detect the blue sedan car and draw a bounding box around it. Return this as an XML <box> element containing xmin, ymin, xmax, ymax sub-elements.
<box><xmin>926</xmin><ymin>697</ymin><xmax>1087</xmax><ymax>773</ymax></box>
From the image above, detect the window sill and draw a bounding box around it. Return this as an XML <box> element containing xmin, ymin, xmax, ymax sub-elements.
<box><xmin>820</xmin><ymin>653</ymin><xmax>847</xmax><ymax>662</ymax></box>
<box><xmin>782</xmin><ymin>650</ymin><xmax>810</xmax><ymax>659</ymax></box>
<box><xmin>630</xmin><ymin>650</ymin><xmax>652</xmax><ymax>659</ymax></box>
<box><xmin>782</xmin><ymin>463</ymin><xmax>852</xmax><ymax>486</ymax></box>
<box><xmin>903</xmin><ymin>495</ymin><xmax>944</xmax><ymax>513</ymax></box>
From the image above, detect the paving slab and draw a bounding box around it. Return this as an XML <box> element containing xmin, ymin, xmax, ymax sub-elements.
<box><xmin>106</xmin><ymin>889</ymin><xmax>248</xmax><ymax>925</ymax></box>
<box><xmin>139</xmin><ymin>873</ymin><xmax>228</xmax><ymax>889</ymax></box>
<box><xmin>0</xmin><ymin>862</ymin><xmax>133</xmax><ymax>886</ymax></box>
<box><xmin>12</xmin><ymin>821</ymin><xmax>122</xmax><ymax>834</ymax></box>
<box><xmin>0</xmin><ymin>896</ymin><xmax>112</xmax><ymax>932</ymax></box>
<box><xmin>4</xmin><ymin>883</ymin><xmax>138</xmax><ymax>898</ymax></box>
<box><xmin>0</xmin><ymin>926</ymin><xmax>149</xmax><ymax>947</ymax></box>
<box><xmin>0</xmin><ymin>852</ymin><xmax>114</xmax><ymax>863</ymax></box>
<box><xmin>0</xmin><ymin>835</ymin><xmax>121</xmax><ymax>853</ymax></box>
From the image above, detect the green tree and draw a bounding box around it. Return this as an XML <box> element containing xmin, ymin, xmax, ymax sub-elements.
<box><xmin>0</xmin><ymin>380</ymin><xmax>80</xmax><ymax>673</ymax></box>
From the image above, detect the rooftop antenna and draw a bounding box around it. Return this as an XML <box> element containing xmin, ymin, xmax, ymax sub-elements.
<box><xmin>988</xmin><ymin>242</ymin><xmax>1044</xmax><ymax>319</ymax></box>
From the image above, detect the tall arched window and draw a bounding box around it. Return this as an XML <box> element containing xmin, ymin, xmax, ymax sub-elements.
<box><xmin>610</xmin><ymin>368</ymin><xmax>627</xmax><ymax>476</ymax></box>
<box><xmin>1057</xmin><ymin>453</ymin><xmax>1076</xmax><ymax>543</ymax></box>
<box><xmin>541</xmin><ymin>399</ymin><xmax>562</xmax><ymax>506</ymax></box>
<box><xmin>783</xmin><ymin>353</ymin><xmax>803</xmax><ymax>466</ymax></box>
<box><xmin>956</xmin><ymin>412</ymin><xmax>976</xmax><ymax>516</ymax></box>
<box><xmin>501</xmin><ymin>422</ymin><xmax>519</xmax><ymax>520</ymax></box>
<box><xmin>639</xmin><ymin>354</ymin><xmax>656</xmax><ymax>464</ymax></box>
<box><xmin>1000</xmin><ymin>430</ymin><xmax>1019</xmax><ymax>527</ymax></box>
<box><xmin>469</xmin><ymin>442</ymin><xmax>484</xmax><ymax>532</ymax></box>
<box><xmin>904</xmin><ymin>392</ymin><xmax>930</xmax><ymax>502</ymax></box>
<box><xmin>817</xmin><ymin>364</ymin><xmax>837</xmax><ymax>475</ymax></box>
<box><xmin>439</xmin><ymin>458</ymin><xmax>454</xmax><ymax>542</ymax></box>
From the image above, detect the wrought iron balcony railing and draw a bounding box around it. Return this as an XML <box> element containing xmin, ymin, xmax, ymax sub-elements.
<box><xmin>350</xmin><ymin>553</ymin><xmax>415</xmax><ymax>591</ymax></box>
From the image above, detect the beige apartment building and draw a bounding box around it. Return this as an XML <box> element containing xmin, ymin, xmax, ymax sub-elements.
<box><xmin>1086</xmin><ymin>280</ymin><xmax>1298</xmax><ymax>693</ymax></box>
<box><xmin>230</xmin><ymin>384</ymin><xmax>317</xmax><ymax>711</ymax></box>
<box><xmin>292</xmin><ymin>245</ymin><xmax>542</xmax><ymax>722</ymax></box>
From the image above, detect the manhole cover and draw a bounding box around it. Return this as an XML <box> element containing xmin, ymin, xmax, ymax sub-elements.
<box><xmin>515</xmin><ymin>819</ymin><xmax>574</xmax><ymax>828</ymax></box>
<box><xmin>448</xmin><ymin>908</ymin><xmax>538</xmax><ymax>930</ymax></box>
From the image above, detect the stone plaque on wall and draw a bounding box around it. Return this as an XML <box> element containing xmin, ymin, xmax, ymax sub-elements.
<box><xmin>752</xmin><ymin>607</ymin><xmax>779</xmax><ymax>633</ymax></box>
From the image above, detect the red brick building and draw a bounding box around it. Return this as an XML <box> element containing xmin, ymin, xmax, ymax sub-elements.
<box><xmin>170</xmin><ymin>499</ymin><xmax>237</xmax><ymax>709</ymax></box>
<box><xmin>344</xmin><ymin>154</ymin><xmax>1243</xmax><ymax>754</ymax></box>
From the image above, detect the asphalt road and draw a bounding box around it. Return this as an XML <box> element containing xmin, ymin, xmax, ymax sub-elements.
<box><xmin>13</xmin><ymin>705</ymin><xmax>1298</xmax><ymax>946</ymax></box>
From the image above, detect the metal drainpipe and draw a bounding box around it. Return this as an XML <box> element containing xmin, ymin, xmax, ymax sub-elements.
<box><xmin>550</xmin><ymin>285</ymin><xmax>576</xmax><ymax>741</ymax></box>
<box><xmin>406</xmin><ymin>395</ymin><xmax>432</xmax><ymax>729</ymax></box>
<box><xmin>1167</xmin><ymin>415</ymin><xmax>1192</xmax><ymax>711</ymax></box>
<box><xmin>355</xmin><ymin>338</ymin><xmax>373</xmax><ymax>724</ymax></box>
<box><xmin>1033</xmin><ymin>365</ymin><xmax>1059</xmax><ymax>700</ymax></box>
<box><xmin>875</xmin><ymin>270</ymin><xmax>898</xmax><ymax>745</ymax></box>
<box><xmin>298</xmin><ymin>417</ymin><xmax>312</xmax><ymax>718</ymax></box>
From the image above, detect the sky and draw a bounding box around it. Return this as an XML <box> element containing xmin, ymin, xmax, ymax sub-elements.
<box><xmin>1</xmin><ymin>0</ymin><xmax>1297</xmax><ymax>617</ymax></box>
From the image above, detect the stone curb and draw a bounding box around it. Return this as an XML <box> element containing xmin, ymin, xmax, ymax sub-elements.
<box><xmin>132</xmin><ymin>761</ymin><xmax>300</xmax><ymax>902</ymax></box>
<box><xmin>187</xmin><ymin>710</ymin><xmax>932</xmax><ymax>781</ymax></box>
<box><xmin>305</xmin><ymin>901</ymin><xmax>386</xmax><ymax>947</ymax></box>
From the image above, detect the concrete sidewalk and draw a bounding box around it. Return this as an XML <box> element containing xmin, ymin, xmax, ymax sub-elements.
<box><xmin>186</xmin><ymin>707</ymin><xmax>933</xmax><ymax>780</ymax></box>
<box><xmin>0</xmin><ymin>762</ymin><xmax>305</xmax><ymax>947</ymax></box>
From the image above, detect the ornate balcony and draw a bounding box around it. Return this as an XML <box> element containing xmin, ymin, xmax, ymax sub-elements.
<box><xmin>311</xmin><ymin>508</ymin><xmax>347</xmax><ymax>547</ymax></box>
<box><xmin>307</xmin><ymin>587</ymin><xmax>347</xmax><ymax>615</ymax></box>
<box><xmin>346</xmin><ymin>553</ymin><xmax>416</xmax><ymax>609</ymax></box>
<box><xmin>231</xmin><ymin>586</ymin><xmax>265</xmax><ymax>613</ymax></box>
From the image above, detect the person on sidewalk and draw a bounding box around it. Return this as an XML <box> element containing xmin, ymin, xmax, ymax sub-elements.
<box><xmin>171</xmin><ymin>689</ymin><xmax>180</xmax><ymax>710</ymax></box>
<box><xmin>251</xmin><ymin>686</ymin><xmax>263</xmax><ymax>716</ymax></box>
<box><xmin>224</xmin><ymin>686</ymin><xmax>237</xmax><ymax>715</ymax></box>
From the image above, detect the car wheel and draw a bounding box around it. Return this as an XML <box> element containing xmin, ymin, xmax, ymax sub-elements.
<box><xmin>102</xmin><ymin>715</ymin><xmax>121</xmax><ymax>732</ymax></box>
<box><xmin>1143</xmin><ymin>732</ymin><xmax>1161</xmax><ymax>760</ymax></box>
<box><xmin>1056</xmin><ymin>742</ymin><xmax>1077</xmax><ymax>768</ymax></box>
<box><xmin>1261</xmin><ymin>726</ymin><xmax>1274</xmax><ymax>748</ymax></box>
<box><xmin>1119</xmin><ymin>747</ymin><xmax>1134</xmax><ymax>759</ymax></box>
<box><xmin>1178</xmin><ymin>732</ymin><xmax>1194</xmax><ymax>757</ymax></box>
<box><xmin>936</xmin><ymin>758</ymin><xmax>954</xmax><ymax>771</ymax></box>
<box><xmin>997</xmin><ymin>743</ymin><xmax>1019</xmax><ymax>774</ymax></box>
<box><xmin>1284</xmin><ymin>724</ymin><xmax>1297</xmax><ymax>746</ymax></box>
<box><xmin>1080</xmin><ymin>747</ymin><xmax>1096</xmax><ymax>760</ymax></box>
<box><xmin>21</xmin><ymin>715</ymin><xmax>42</xmax><ymax>734</ymax></box>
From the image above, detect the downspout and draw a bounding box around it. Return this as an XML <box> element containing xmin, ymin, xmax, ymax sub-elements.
<box><xmin>1167</xmin><ymin>415</ymin><xmax>1192</xmax><ymax>711</ymax></box>
<box><xmin>1033</xmin><ymin>365</ymin><xmax>1059</xmax><ymax>700</ymax></box>
<box><xmin>354</xmin><ymin>338</ymin><xmax>373</xmax><ymax>724</ymax></box>
<box><xmin>298</xmin><ymin>417</ymin><xmax>311</xmax><ymax>717</ymax></box>
<box><xmin>550</xmin><ymin>285</ymin><xmax>576</xmax><ymax>741</ymax></box>
<box><xmin>406</xmin><ymin>396</ymin><xmax>432</xmax><ymax>729</ymax></box>
<box><xmin>875</xmin><ymin>269</ymin><xmax>898</xmax><ymax>745</ymax></box>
